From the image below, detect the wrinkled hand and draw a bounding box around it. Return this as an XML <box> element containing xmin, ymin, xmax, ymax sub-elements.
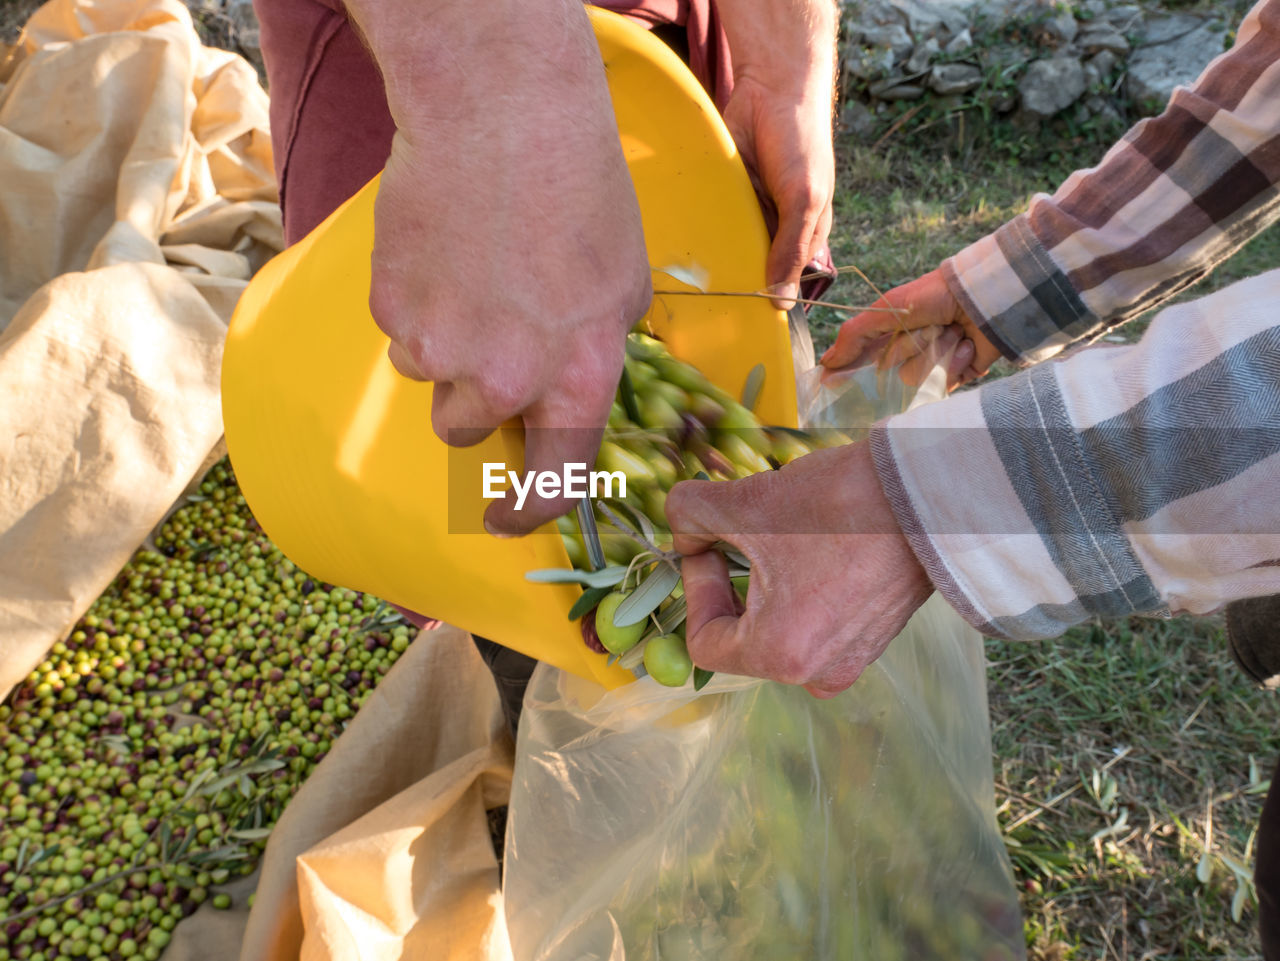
<box><xmin>718</xmin><ymin>0</ymin><xmax>837</xmax><ymax>306</ymax></box>
<box><xmin>722</xmin><ymin>76</ymin><xmax>834</xmax><ymax>306</ymax></box>
<box><xmin>821</xmin><ymin>270</ymin><xmax>1001</xmax><ymax>389</ymax></box>
<box><xmin>353</xmin><ymin>0</ymin><xmax>652</xmax><ymax>536</ymax></box>
<box><xmin>666</xmin><ymin>442</ymin><xmax>933</xmax><ymax>697</ymax></box>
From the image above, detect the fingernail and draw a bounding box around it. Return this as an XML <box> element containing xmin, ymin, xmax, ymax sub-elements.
<box><xmin>483</xmin><ymin>517</ymin><xmax>516</xmax><ymax>539</ymax></box>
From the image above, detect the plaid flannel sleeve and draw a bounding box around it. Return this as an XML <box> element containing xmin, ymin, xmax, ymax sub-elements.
<box><xmin>942</xmin><ymin>0</ymin><xmax>1280</xmax><ymax>366</ymax></box>
<box><xmin>871</xmin><ymin>270</ymin><xmax>1280</xmax><ymax>641</ymax></box>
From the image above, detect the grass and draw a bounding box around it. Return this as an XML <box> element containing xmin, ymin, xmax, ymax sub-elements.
<box><xmin>815</xmin><ymin>127</ymin><xmax>1280</xmax><ymax>959</ymax></box>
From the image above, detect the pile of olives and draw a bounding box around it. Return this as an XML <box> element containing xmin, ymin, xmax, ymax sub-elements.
<box><xmin>0</xmin><ymin>461</ymin><xmax>411</xmax><ymax>961</ymax></box>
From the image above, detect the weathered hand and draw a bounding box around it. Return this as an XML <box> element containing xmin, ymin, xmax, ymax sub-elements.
<box><xmin>349</xmin><ymin>0</ymin><xmax>652</xmax><ymax>535</ymax></box>
<box><xmin>717</xmin><ymin>0</ymin><xmax>837</xmax><ymax>306</ymax></box>
<box><xmin>666</xmin><ymin>442</ymin><xmax>933</xmax><ymax>697</ymax></box>
<box><xmin>821</xmin><ymin>270</ymin><xmax>1000</xmax><ymax>388</ymax></box>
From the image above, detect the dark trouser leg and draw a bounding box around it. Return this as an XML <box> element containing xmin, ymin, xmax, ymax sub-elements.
<box><xmin>471</xmin><ymin>635</ymin><xmax>537</xmax><ymax>740</ymax></box>
<box><xmin>1225</xmin><ymin>596</ymin><xmax>1280</xmax><ymax>958</ymax></box>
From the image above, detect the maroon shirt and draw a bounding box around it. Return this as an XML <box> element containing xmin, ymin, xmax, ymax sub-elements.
<box><xmin>254</xmin><ymin>0</ymin><xmax>733</xmax><ymax>245</ymax></box>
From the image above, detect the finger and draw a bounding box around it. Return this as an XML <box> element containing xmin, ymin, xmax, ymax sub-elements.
<box><xmin>822</xmin><ymin>271</ymin><xmax>959</xmax><ymax>370</ymax></box>
<box><xmin>820</xmin><ymin>298</ymin><xmax>906</xmax><ymax>369</ymax></box>
<box><xmin>680</xmin><ymin>550</ymin><xmax>748</xmax><ymax>673</ymax></box>
<box><xmin>802</xmin><ymin>656</ymin><xmax>867</xmax><ymax>699</ymax></box>
<box><xmin>387</xmin><ymin>341</ymin><xmax>428</xmax><ymax>381</ymax></box>
<box><xmin>765</xmin><ymin>191</ymin><xmax>824</xmax><ymax>310</ymax></box>
<box><xmin>948</xmin><ymin>337</ymin><xmax>976</xmax><ymax>387</ymax></box>
<box><xmin>430</xmin><ymin>382</ymin><xmax>500</xmax><ymax>448</ymax></box>
<box><xmin>880</xmin><ymin>324</ymin><xmax>945</xmax><ymax>371</ymax></box>
<box><xmin>483</xmin><ymin>417</ymin><xmax>606</xmax><ymax>536</ymax></box>
<box><xmin>430</xmin><ymin>378</ymin><xmax>509</xmax><ymax>447</ymax></box>
<box><xmin>803</xmin><ymin>682</ymin><xmax>844</xmax><ymax>700</ymax></box>
<box><xmin>894</xmin><ymin>325</ymin><xmax>962</xmax><ymax>388</ymax></box>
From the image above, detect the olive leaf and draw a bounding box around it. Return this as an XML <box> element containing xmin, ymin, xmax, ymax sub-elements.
<box><xmin>613</xmin><ymin>562</ymin><xmax>681</xmax><ymax>627</ymax></box>
<box><xmin>1232</xmin><ymin>881</ymin><xmax>1249</xmax><ymax>923</ymax></box>
<box><xmin>617</xmin><ymin>642</ymin><xmax>646</xmax><ymax>671</ymax></box>
<box><xmin>526</xmin><ymin>566</ymin><xmax>628</xmax><ymax>589</ymax></box>
<box><xmin>568</xmin><ymin>585</ymin><xmax>612</xmax><ymax>621</ymax></box>
<box><xmin>189</xmin><ymin>845</ymin><xmax>252</xmax><ymax>865</ymax></box>
<box><xmin>602</xmin><ymin>498</ymin><xmax>657</xmax><ymax>547</ymax></box>
<box><xmin>619</xmin><ymin>366</ymin><xmax>642</xmax><ymax>424</ymax></box>
<box><xmin>741</xmin><ymin>363</ymin><xmax>766</xmax><ymax>412</ymax></box>
<box><xmin>1195</xmin><ymin>851</ymin><xmax>1212</xmax><ymax>884</ymax></box>
<box><xmin>655</xmin><ymin>594</ymin><xmax>687</xmax><ymax>635</ymax></box>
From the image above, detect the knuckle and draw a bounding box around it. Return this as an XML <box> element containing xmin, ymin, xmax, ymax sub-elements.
<box><xmin>475</xmin><ymin>371</ymin><xmax>535</xmax><ymax>418</ymax></box>
<box><xmin>763</xmin><ymin>644</ymin><xmax>813</xmax><ymax>687</ymax></box>
<box><xmin>366</xmin><ymin>277</ymin><xmax>407</xmax><ymax>339</ymax></box>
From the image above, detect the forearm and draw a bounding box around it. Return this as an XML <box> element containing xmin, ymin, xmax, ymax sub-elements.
<box><xmin>873</xmin><ymin>270</ymin><xmax>1280</xmax><ymax>640</ymax></box>
<box><xmin>945</xmin><ymin>0</ymin><xmax>1280</xmax><ymax>366</ymax></box>
<box><xmin>715</xmin><ymin>0</ymin><xmax>839</xmax><ymax>93</ymax></box>
<box><xmin>344</xmin><ymin>0</ymin><xmax>613</xmax><ymax>143</ymax></box>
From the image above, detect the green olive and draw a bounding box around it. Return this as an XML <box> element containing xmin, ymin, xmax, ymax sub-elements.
<box><xmin>594</xmin><ymin>592</ymin><xmax>646</xmax><ymax>656</ymax></box>
<box><xmin>643</xmin><ymin>633</ymin><xmax>693</xmax><ymax>687</ymax></box>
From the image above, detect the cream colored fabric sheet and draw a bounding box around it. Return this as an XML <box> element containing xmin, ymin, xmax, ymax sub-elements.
<box><xmin>2</xmin><ymin>6</ymin><xmax>515</xmax><ymax>959</ymax></box>
<box><xmin>0</xmin><ymin>0</ymin><xmax>280</xmax><ymax>698</ymax></box>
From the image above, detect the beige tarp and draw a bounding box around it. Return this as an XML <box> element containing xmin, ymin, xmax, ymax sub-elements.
<box><xmin>0</xmin><ymin>0</ymin><xmax>280</xmax><ymax>697</ymax></box>
<box><xmin>2</xmin><ymin>4</ymin><xmax>515</xmax><ymax>959</ymax></box>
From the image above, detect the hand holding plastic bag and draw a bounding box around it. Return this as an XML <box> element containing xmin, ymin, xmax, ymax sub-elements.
<box><xmin>503</xmin><ymin>348</ymin><xmax>1025</xmax><ymax>961</ymax></box>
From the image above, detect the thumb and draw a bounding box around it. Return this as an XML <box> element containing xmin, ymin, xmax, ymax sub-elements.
<box><xmin>765</xmin><ymin>190</ymin><xmax>823</xmax><ymax>310</ymax></box>
<box><xmin>679</xmin><ymin>550</ymin><xmax>746</xmax><ymax>672</ymax></box>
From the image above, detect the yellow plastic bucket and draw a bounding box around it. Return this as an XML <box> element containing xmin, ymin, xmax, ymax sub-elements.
<box><xmin>221</xmin><ymin>8</ymin><xmax>797</xmax><ymax>688</ymax></box>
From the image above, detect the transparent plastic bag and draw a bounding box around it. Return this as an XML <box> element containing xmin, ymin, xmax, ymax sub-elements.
<box><xmin>503</xmin><ymin>350</ymin><xmax>1025</xmax><ymax>961</ymax></box>
<box><xmin>796</xmin><ymin>338</ymin><xmax>953</xmax><ymax>436</ymax></box>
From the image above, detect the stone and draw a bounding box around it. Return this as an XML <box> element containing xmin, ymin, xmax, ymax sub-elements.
<box><xmin>1136</xmin><ymin>11</ymin><xmax>1203</xmax><ymax>46</ymax></box>
<box><xmin>906</xmin><ymin>37</ymin><xmax>941</xmax><ymax>74</ymax></box>
<box><xmin>839</xmin><ymin>99</ymin><xmax>878</xmax><ymax>140</ymax></box>
<box><xmin>1102</xmin><ymin>4</ymin><xmax>1143</xmax><ymax>31</ymax></box>
<box><xmin>1041</xmin><ymin>9</ymin><xmax>1079</xmax><ymax>46</ymax></box>
<box><xmin>887</xmin><ymin>0</ymin><xmax>969</xmax><ymax>40</ymax></box>
<box><xmin>844</xmin><ymin>44</ymin><xmax>897</xmax><ymax>81</ymax></box>
<box><xmin>1126</xmin><ymin>15</ymin><xmax>1230</xmax><ymax>107</ymax></box>
<box><xmin>1018</xmin><ymin>55</ymin><xmax>1086</xmax><ymax>117</ymax></box>
<box><xmin>875</xmin><ymin>82</ymin><xmax>927</xmax><ymax>100</ymax></box>
<box><xmin>218</xmin><ymin>0</ymin><xmax>263</xmax><ymax>79</ymax></box>
<box><xmin>1087</xmin><ymin>49</ymin><xmax>1118</xmax><ymax>79</ymax></box>
<box><xmin>928</xmin><ymin>62</ymin><xmax>982</xmax><ymax>95</ymax></box>
<box><xmin>944</xmin><ymin>27</ymin><xmax>973</xmax><ymax>55</ymax></box>
<box><xmin>1077</xmin><ymin>26</ymin><xmax>1130</xmax><ymax>55</ymax></box>
<box><xmin>842</xmin><ymin>0</ymin><xmax>902</xmax><ymax>30</ymax></box>
<box><xmin>861</xmin><ymin>23</ymin><xmax>914</xmax><ymax>61</ymax></box>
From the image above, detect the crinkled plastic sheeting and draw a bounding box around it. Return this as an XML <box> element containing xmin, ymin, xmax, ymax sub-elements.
<box><xmin>505</xmin><ymin>596</ymin><xmax>1024</xmax><ymax>960</ymax></box>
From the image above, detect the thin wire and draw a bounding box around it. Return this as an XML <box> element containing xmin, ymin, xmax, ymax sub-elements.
<box><xmin>650</xmin><ymin>288</ymin><xmax>906</xmax><ymax>316</ymax></box>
